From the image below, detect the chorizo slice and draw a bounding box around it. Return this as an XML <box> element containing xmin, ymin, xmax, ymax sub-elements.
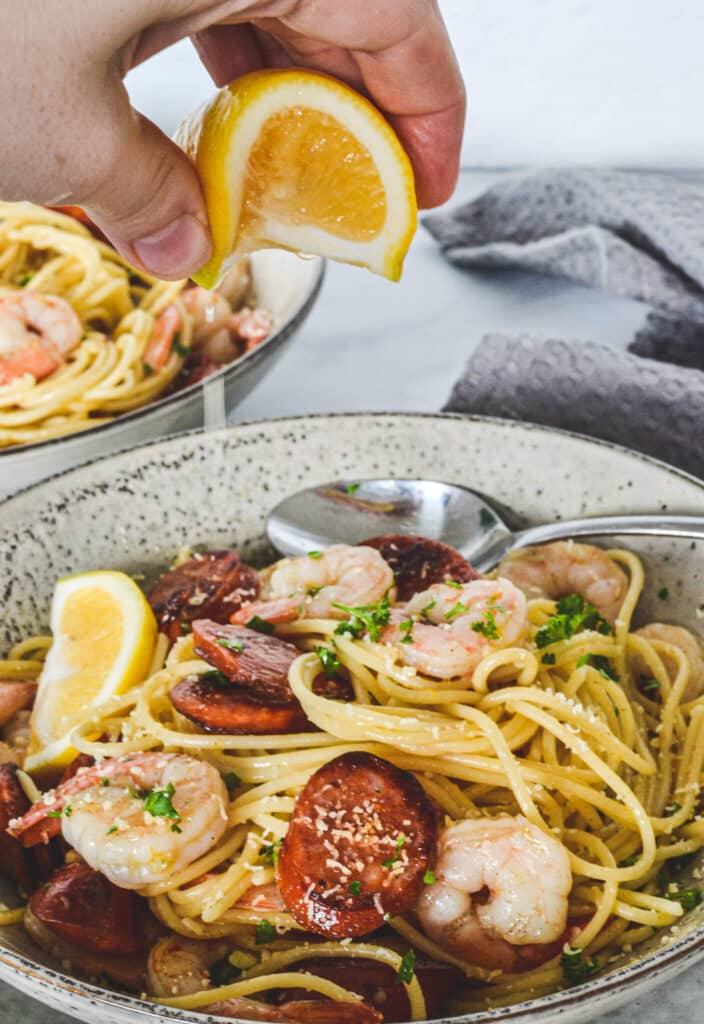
<box><xmin>276</xmin><ymin>752</ymin><xmax>437</xmax><ymax>938</ymax></box>
<box><xmin>192</xmin><ymin>621</ymin><xmax>300</xmax><ymax>703</ymax></box>
<box><xmin>271</xmin><ymin>958</ymin><xmax>464</xmax><ymax>1023</ymax></box>
<box><xmin>24</xmin><ymin>905</ymin><xmax>146</xmax><ymax>991</ymax></box>
<box><xmin>0</xmin><ymin>762</ymin><xmax>35</xmax><ymax>894</ymax></box>
<box><xmin>169</xmin><ymin>675</ymin><xmax>311</xmax><ymax>735</ymax></box>
<box><xmin>29</xmin><ymin>862</ymin><xmax>144</xmax><ymax>955</ymax></box>
<box><xmin>362</xmin><ymin>535</ymin><xmax>479</xmax><ymax>601</ymax></box>
<box><xmin>60</xmin><ymin>752</ymin><xmax>95</xmax><ymax>784</ymax></box>
<box><xmin>148</xmin><ymin>551</ymin><xmax>260</xmax><ymax>641</ymax></box>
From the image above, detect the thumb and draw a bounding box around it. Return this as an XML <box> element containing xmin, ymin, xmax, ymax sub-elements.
<box><xmin>81</xmin><ymin>101</ymin><xmax>212</xmax><ymax>281</ymax></box>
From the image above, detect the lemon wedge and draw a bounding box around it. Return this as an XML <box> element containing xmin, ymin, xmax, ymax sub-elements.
<box><xmin>25</xmin><ymin>571</ymin><xmax>157</xmax><ymax>774</ymax></box>
<box><xmin>176</xmin><ymin>68</ymin><xmax>417</xmax><ymax>286</ymax></box>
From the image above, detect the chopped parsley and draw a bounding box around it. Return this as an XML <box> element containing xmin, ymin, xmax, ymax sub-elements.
<box><xmin>576</xmin><ymin>653</ymin><xmax>619</xmax><ymax>680</ymax></box>
<box><xmin>333</xmin><ymin>596</ymin><xmax>391</xmax><ymax>642</ymax></box>
<box><xmin>306</xmin><ymin>584</ymin><xmax>323</xmax><ymax>598</ymax></box>
<box><xmin>667</xmin><ymin>887</ymin><xmax>702</xmax><ymax>911</ymax></box>
<box><xmin>247</xmin><ymin>615</ymin><xmax>275</xmax><ymax>635</ymax></box>
<box><xmin>445</xmin><ymin>601</ymin><xmax>469</xmax><ymax>622</ymax></box>
<box><xmin>210</xmin><ymin>955</ymin><xmax>243</xmax><ymax>986</ymax></box>
<box><xmin>106</xmin><ymin>825</ymin><xmax>118</xmax><ymax>835</ymax></box>
<box><xmin>618</xmin><ymin>853</ymin><xmax>639</xmax><ymax>867</ymax></box>
<box><xmin>255</xmin><ymin>919</ymin><xmax>276</xmax><ymax>945</ymax></box>
<box><xmin>171</xmin><ymin>823</ymin><xmax>182</xmax><ymax>833</ymax></box>
<box><xmin>642</xmin><ymin>678</ymin><xmax>660</xmax><ymax>695</ymax></box>
<box><xmin>18</xmin><ymin>272</ymin><xmax>34</xmax><ymax>286</ymax></box>
<box><xmin>399</xmin><ymin>618</ymin><xmax>415</xmax><ymax>644</ymax></box>
<box><xmin>222</xmin><ymin>771</ymin><xmax>241</xmax><ymax>792</ymax></box>
<box><xmin>397</xmin><ymin>949</ymin><xmax>416</xmax><ymax>985</ymax></box>
<box><xmin>216</xmin><ymin>637</ymin><xmax>245</xmax><ymax>652</ymax></box>
<box><xmin>535</xmin><ymin>594</ymin><xmax>613</xmax><ymax>649</ymax></box>
<box><xmin>261</xmin><ymin>839</ymin><xmax>282</xmax><ymax>867</ymax></box>
<box><xmin>345</xmin><ymin>483</ymin><xmax>361</xmax><ymax>494</ymax></box>
<box><xmin>203</xmin><ymin>669</ymin><xmax>230</xmax><ymax>685</ymax></box>
<box><xmin>172</xmin><ymin>333</ymin><xmax>190</xmax><ymax>358</ymax></box>
<box><xmin>560</xmin><ymin>946</ymin><xmax>599</xmax><ymax>985</ymax></box>
<box><xmin>471</xmin><ymin>609</ymin><xmax>500</xmax><ymax>640</ymax></box>
<box><xmin>444</xmin><ymin>580</ymin><xmax>463</xmax><ymax>590</ymax></box>
<box><xmin>308</xmin><ymin>551</ymin><xmax>324</xmax><ymax>560</ymax></box>
<box><xmin>383</xmin><ymin>833</ymin><xmax>406</xmax><ymax>868</ymax></box>
<box><xmin>349</xmin><ymin>880</ymin><xmax>362</xmax><ymax>896</ymax></box>
<box><xmin>658</xmin><ymin>587</ymin><xmax>669</xmax><ymax>600</ymax></box>
<box><xmin>542</xmin><ymin>653</ymin><xmax>556</xmax><ymax>665</ymax></box>
<box><xmin>423</xmin><ymin>870</ymin><xmax>436</xmax><ymax>885</ymax></box>
<box><xmin>142</xmin><ymin>782</ymin><xmax>181</xmax><ymax>826</ymax></box>
<box><xmin>420</xmin><ymin>599</ymin><xmax>437</xmax><ymax>618</ymax></box>
<box><xmin>143</xmin><ymin>362</ymin><xmax>154</xmax><ymax>377</ymax></box>
<box><xmin>316</xmin><ymin>645</ymin><xmax>342</xmax><ymax>678</ymax></box>
<box><xmin>664</xmin><ymin>802</ymin><xmax>682</xmax><ymax>817</ymax></box>
<box><xmin>101</xmin><ymin>777</ymin><xmax>110</xmax><ymax>787</ymax></box>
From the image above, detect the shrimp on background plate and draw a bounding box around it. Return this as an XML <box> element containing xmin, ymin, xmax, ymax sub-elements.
<box><xmin>0</xmin><ymin>290</ymin><xmax>82</xmax><ymax>385</ymax></box>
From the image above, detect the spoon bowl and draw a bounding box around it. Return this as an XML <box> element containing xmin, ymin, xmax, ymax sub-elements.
<box><xmin>267</xmin><ymin>477</ymin><xmax>704</xmax><ymax>570</ymax></box>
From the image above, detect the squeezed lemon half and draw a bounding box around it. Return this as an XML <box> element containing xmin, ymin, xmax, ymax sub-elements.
<box><xmin>176</xmin><ymin>68</ymin><xmax>418</xmax><ymax>286</ymax></box>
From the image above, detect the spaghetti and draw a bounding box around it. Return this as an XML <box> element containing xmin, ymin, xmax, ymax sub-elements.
<box><xmin>1</xmin><ymin>539</ymin><xmax>703</xmax><ymax>1020</ymax></box>
<box><xmin>0</xmin><ymin>202</ymin><xmax>271</xmax><ymax>448</ymax></box>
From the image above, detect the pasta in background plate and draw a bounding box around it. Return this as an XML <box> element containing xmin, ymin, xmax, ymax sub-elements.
<box><xmin>0</xmin><ymin>202</ymin><xmax>272</xmax><ymax>448</ymax></box>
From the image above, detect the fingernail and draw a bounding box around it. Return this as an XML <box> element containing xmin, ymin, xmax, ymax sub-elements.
<box><xmin>133</xmin><ymin>213</ymin><xmax>212</xmax><ymax>278</ymax></box>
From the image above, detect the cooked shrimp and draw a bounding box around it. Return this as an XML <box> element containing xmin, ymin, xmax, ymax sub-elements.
<box><xmin>384</xmin><ymin>579</ymin><xmax>527</xmax><ymax>680</ymax></box>
<box><xmin>0</xmin><ymin>291</ymin><xmax>82</xmax><ymax>385</ymax></box>
<box><xmin>416</xmin><ymin>816</ymin><xmax>572</xmax><ymax>972</ymax></box>
<box><xmin>233</xmin><ymin>545</ymin><xmax>394</xmax><ymax>624</ymax></box>
<box><xmin>634</xmin><ymin>623</ymin><xmax>704</xmax><ymax>701</ymax></box>
<box><xmin>183</xmin><ymin>285</ymin><xmax>241</xmax><ymax>365</ymax></box>
<box><xmin>143</xmin><ymin>304</ymin><xmax>182</xmax><ymax>371</ymax></box>
<box><xmin>498</xmin><ymin>541</ymin><xmax>628</xmax><ymax>624</ymax></box>
<box><xmin>10</xmin><ymin>752</ymin><xmax>228</xmax><ymax>889</ymax></box>
<box><xmin>148</xmin><ymin>936</ymin><xmax>379</xmax><ymax>1024</ymax></box>
<box><xmin>147</xmin><ymin>934</ymin><xmax>230</xmax><ymax>997</ymax></box>
<box><xmin>229</xmin><ymin>307</ymin><xmax>273</xmax><ymax>352</ymax></box>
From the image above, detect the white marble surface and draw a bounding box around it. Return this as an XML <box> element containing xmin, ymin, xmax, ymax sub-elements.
<box><xmin>1</xmin><ymin>169</ymin><xmax>702</xmax><ymax>1021</ymax></box>
<box><xmin>127</xmin><ymin>2</ymin><xmax>704</xmax><ymax>167</ymax></box>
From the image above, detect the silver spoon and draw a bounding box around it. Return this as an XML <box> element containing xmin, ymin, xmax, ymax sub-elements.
<box><xmin>266</xmin><ymin>478</ymin><xmax>704</xmax><ymax>572</ymax></box>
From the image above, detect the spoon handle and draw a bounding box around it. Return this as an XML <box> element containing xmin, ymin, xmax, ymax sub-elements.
<box><xmin>474</xmin><ymin>514</ymin><xmax>704</xmax><ymax>572</ymax></box>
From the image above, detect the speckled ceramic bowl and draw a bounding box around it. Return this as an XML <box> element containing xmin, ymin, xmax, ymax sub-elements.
<box><xmin>0</xmin><ymin>250</ymin><xmax>324</xmax><ymax>500</ymax></box>
<box><xmin>0</xmin><ymin>413</ymin><xmax>703</xmax><ymax>1024</ymax></box>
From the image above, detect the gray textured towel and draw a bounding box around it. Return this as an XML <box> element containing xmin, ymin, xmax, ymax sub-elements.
<box><xmin>425</xmin><ymin>169</ymin><xmax>704</xmax><ymax>476</ymax></box>
<box><xmin>445</xmin><ymin>334</ymin><xmax>704</xmax><ymax>478</ymax></box>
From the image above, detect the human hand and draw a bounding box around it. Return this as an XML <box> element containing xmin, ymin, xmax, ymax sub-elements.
<box><xmin>0</xmin><ymin>2</ymin><xmax>465</xmax><ymax>279</ymax></box>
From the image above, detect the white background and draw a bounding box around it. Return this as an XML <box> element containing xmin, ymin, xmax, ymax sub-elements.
<box><xmin>127</xmin><ymin>0</ymin><xmax>704</xmax><ymax>168</ymax></box>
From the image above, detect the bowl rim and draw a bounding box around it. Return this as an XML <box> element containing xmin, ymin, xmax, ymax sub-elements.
<box><xmin>0</xmin><ymin>255</ymin><xmax>325</xmax><ymax>460</ymax></box>
<box><xmin>3</xmin><ymin>409</ymin><xmax>704</xmax><ymax>509</ymax></box>
<box><xmin>1</xmin><ymin>411</ymin><xmax>703</xmax><ymax>1023</ymax></box>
